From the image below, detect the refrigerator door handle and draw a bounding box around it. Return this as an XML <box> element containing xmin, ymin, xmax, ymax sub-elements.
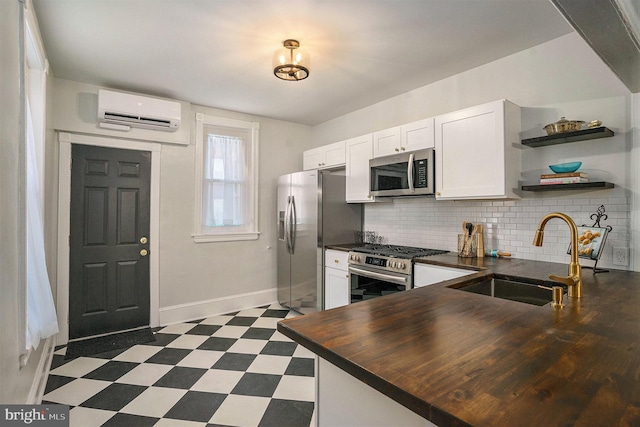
<box><xmin>290</xmin><ymin>195</ymin><xmax>297</xmax><ymax>253</ymax></box>
<box><xmin>407</xmin><ymin>152</ymin><xmax>415</xmax><ymax>193</ymax></box>
<box><xmin>284</xmin><ymin>196</ymin><xmax>292</xmax><ymax>254</ymax></box>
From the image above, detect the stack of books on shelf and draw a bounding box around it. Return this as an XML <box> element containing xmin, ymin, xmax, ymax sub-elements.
<box><xmin>540</xmin><ymin>172</ymin><xmax>588</xmax><ymax>185</ymax></box>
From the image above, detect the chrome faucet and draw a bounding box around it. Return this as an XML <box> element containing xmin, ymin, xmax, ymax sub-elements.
<box><xmin>533</xmin><ymin>212</ymin><xmax>583</xmax><ymax>298</ymax></box>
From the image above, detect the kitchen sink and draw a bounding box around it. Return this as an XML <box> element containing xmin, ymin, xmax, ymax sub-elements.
<box><xmin>450</xmin><ymin>276</ymin><xmax>566</xmax><ymax>306</ymax></box>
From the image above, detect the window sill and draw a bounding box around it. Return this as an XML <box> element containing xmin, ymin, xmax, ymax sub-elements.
<box><xmin>192</xmin><ymin>231</ymin><xmax>260</xmax><ymax>243</ymax></box>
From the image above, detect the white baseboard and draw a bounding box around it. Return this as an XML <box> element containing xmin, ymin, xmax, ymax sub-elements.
<box><xmin>158</xmin><ymin>288</ymin><xmax>278</xmax><ymax>326</ymax></box>
<box><xmin>27</xmin><ymin>336</ymin><xmax>55</xmax><ymax>404</ymax></box>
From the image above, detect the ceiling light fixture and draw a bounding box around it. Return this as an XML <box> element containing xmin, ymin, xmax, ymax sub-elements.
<box><xmin>273</xmin><ymin>39</ymin><xmax>310</xmax><ymax>81</ymax></box>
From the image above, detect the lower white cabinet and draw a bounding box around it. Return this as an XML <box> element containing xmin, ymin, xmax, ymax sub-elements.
<box><xmin>317</xmin><ymin>357</ymin><xmax>436</xmax><ymax>427</ymax></box>
<box><xmin>324</xmin><ymin>249</ymin><xmax>350</xmax><ymax>309</ymax></box>
<box><xmin>414</xmin><ymin>263</ymin><xmax>474</xmax><ymax>287</ymax></box>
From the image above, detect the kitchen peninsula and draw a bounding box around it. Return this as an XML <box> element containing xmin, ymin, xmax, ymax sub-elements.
<box><xmin>278</xmin><ymin>254</ymin><xmax>640</xmax><ymax>426</ymax></box>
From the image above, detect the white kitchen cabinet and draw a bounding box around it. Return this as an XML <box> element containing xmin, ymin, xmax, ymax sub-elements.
<box><xmin>373</xmin><ymin>118</ymin><xmax>435</xmax><ymax>158</ymax></box>
<box><xmin>324</xmin><ymin>249</ymin><xmax>350</xmax><ymax>309</ymax></box>
<box><xmin>434</xmin><ymin>99</ymin><xmax>521</xmax><ymax>200</ymax></box>
<box><xmin>414</xmin><ymin>263</ymin><xmax>474</xmax><ymax>287</ymax></box>
<box><xmin>345</xmin><ymin>133</ymin><xmax>376</xmax><ymax>203</ymax></box>
<box><xmin>401</xmin><ymin>117</ymin><xmax>435</xmax><ymax>152</ymax></box>
<box><xmin>317</xmin><ymin>357</ymin><xmax>436</xmax><ymax>427</ymax></box>
<box><xmin>372</xmin><ymin>126</ymin><xmax>401</xmax><ymax>157</ymax></box>
<box><xmin>303</xmin><ymin>140</ymin><xmax>346</xmax><ymax>170</ymax></box>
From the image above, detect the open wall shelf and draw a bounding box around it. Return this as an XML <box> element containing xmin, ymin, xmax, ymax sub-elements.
<box><xmin>521</xmin><ymin>127</ymin><xmax>614</xmax><ymax>148</ymax></box>
<box><xmin>521</xmin><ymin>182</ymin><xmax>614</xmax><ymax>192</ymax></box>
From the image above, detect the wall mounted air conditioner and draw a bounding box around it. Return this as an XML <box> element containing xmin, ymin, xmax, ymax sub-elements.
<box><xmin>97</xmin><ymin>89</ymin><xmax>181</xmax><ymax>132</ymax></box>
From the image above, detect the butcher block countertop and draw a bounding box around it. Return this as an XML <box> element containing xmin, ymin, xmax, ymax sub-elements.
<box><xmin>278</xmin><ymin>253</ymin><xmax>640</xmax><ymax>427</ymax></box>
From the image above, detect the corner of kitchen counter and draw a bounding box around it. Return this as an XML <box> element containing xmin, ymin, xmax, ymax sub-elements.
<box><xmin>324</xmin><ymin>243</ymin><xmax>359</xmax><ymax>252</ymax></box>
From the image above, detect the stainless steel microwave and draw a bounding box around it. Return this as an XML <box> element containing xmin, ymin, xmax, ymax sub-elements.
<box><xmin>370</xmin><ymin>148</ymin><xmax>435</xmax><ymax>197</ymax></box>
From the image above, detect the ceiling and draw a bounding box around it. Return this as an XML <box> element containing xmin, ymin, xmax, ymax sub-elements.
<box><xmin>32</xmin><ymin>0</ymin><xmax>574</xmax><ymax>126</ymax></box>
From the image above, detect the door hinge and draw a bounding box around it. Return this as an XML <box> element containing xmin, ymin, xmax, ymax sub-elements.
<box><xmin>68</xmin><ymin>235</ymin><xmax>70</xmax><ymax>246</ymax></box>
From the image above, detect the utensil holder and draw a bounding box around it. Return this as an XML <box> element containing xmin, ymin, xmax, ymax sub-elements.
<box><xmin>458</xmin><ymin>234</ymin><xmax>478</xmax><ymax>257</ymax></box>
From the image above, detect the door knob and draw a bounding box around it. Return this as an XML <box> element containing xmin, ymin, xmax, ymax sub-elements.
<box><xmin>140</xmin><ymin>236</ymin><xmax>148</xmax><ymax>244</ymax></box>
<box><xmin>140</xmin><ymin>249</ymin><xmax>148</xmax><ymax>257</ymax></box>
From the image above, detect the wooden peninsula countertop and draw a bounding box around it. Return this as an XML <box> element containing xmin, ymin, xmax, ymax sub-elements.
<box><xmin>278</xmin><ymin>254</ymin><xmax>640</xmax><ymax>426</ymax></box>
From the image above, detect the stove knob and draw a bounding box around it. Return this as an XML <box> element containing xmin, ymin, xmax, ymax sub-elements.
<box><xmin>390</xmin><ymin>261</ymin><xmax>396</xmax><ymax>268</ymax></box>
<box><xmin>400</xmin><ymin>262</ymin><xmax>407</xmax><ymax>270</ymax></box>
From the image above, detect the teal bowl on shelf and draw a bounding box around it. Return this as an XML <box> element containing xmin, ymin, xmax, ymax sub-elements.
<box><xmin>549</xmin><ymin>161</ymin><xmax>582</xmax><ymax>173</ymax></box>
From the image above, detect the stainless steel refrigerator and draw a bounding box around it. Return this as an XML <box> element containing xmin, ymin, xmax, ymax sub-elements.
<box><xmin>277</xmin><ymin>170</ymin><xmax>362</xmax><ymax>314</ymax></box>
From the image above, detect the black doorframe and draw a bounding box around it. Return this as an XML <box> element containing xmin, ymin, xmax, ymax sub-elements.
<box><xmin>56</xmin><ymin>133</ymin><xmax>161</xmax><ymax>345</ymax></box>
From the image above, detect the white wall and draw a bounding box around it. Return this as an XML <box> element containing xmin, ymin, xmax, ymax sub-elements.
<box><xmin>0</xmin><ymin>0</ymin><xmax>47</xmax><ymax>403</ymax></box>
<box><xmin>312</xmin><ymin>33</ymin><xmax>636</xmax><ymax>271</ymax></box>
<box><xmin>45</xmin><ymin>78</ymin><xmax>314</xmax><ymax>326</ymax></box>
<box><xmin>51</xmin><ymin>79</ymin><xmax>192</xmax><ymax>146</ymax></box>
<box><xmin>157</xmin><ymin>104</ymin><xmax>312</xmax><ymax>313</ymax></box>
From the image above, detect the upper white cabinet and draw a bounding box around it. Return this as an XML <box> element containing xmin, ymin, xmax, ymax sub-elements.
<box><xmin>373</xmin><ymin>118</ymin><xmax>435</xmax><ymax>158</ymax></box>
<box><xmin>303</xmin><ymin>140</ymin><xmax>346</xmax><ymax>170</ymax></box>
<box><xmin>401</xmin><ymin>118</ymin><xmax>435</xmax><ymax>152</ymax></box>
<box><xmin>434</xmin><ymin>99</ymin><xmax>521</xmax><ymax>200</ymax></box>
<box><xmin>345</xmin><ymin>134</ymin><xmax>376</xmax><ymax>203</ymax></box>
<box><xmin>372</xmin><ymin>127</ymin><xmax>401</xmax><ymax>157</ymax></box>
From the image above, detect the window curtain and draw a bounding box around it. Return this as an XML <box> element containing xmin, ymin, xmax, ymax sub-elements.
<box><xmin>203</xmin><ymin>135</ymin><xmax>245</xmax><ymax>227</ymax></box>
<box><xmin>26</xmin><ymin>99</ymin><xmax>58</xmax><ymax>350</ymax></box>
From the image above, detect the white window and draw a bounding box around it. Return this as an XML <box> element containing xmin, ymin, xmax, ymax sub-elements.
<box><xmin>194</xmin><ymin>113</ymin><xmax>259</xmax><ymax>242</ymax></box>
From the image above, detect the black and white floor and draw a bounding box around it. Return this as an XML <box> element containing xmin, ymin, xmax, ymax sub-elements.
<box><xmin>43</xmin><ymin>304</ymin><xmax>315</xmax><ymax>427</ymax></box>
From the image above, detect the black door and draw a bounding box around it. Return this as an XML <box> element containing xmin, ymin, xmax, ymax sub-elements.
<box><xmin>69</xmin><ymin>144</ymin><xmax>151</xmax><ymax>339</ymax></box>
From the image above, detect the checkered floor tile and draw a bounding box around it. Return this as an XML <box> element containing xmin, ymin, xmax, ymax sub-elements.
<box><xmin>43</xmin><ymin>304</ymin><xmax>315</xmax><ymax>427</ymax></box>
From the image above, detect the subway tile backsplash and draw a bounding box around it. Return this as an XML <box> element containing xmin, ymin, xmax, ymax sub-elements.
<box><xmin>364</xmin><ymin>189</ymin><xmax>630</xmax><ymax>270</ymax></box>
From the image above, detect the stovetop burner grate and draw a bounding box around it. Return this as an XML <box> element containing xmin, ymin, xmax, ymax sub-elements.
<box><xmin>352</xmin><ymin>244</ymin><xmax>448</xmax><ymax>259</ymax></box>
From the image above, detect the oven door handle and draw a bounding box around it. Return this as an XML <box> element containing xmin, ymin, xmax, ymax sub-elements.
<box><xmin>348</xmin><ymin>266</ymin><xmax>408</xmax><ymax>285</ymax></box>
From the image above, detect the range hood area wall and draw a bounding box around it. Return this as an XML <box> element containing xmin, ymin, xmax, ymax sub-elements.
<box><xmin>312</xmin><ymin>32</ymin><xmax>635</xmax><ymax>271</ymax></box>
<box><xmin>363</xmin><ymin>97</ymin><xmax>632</xmax><ymax>271</ymax></box>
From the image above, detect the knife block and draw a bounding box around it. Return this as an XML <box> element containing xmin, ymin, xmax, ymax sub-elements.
<box><xmin>458</xmin><ymin>234</ymin><xmax>478</xmax><ymax>257</ymax></box>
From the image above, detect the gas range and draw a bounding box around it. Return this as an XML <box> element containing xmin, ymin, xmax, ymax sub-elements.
<box><xmin>347</xmin><ymin>244</ymin><xmax>448</xmax><ymax>303</ymax></box>
<box><xmin>352</xmin><ymin>244</ymin><xmax>448</xmax><ymax>259</ymax></box>
<box><xmin>348</xmin><ymin>244</ymin><xmax>448</xmax><ymax>275</ymax></box>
